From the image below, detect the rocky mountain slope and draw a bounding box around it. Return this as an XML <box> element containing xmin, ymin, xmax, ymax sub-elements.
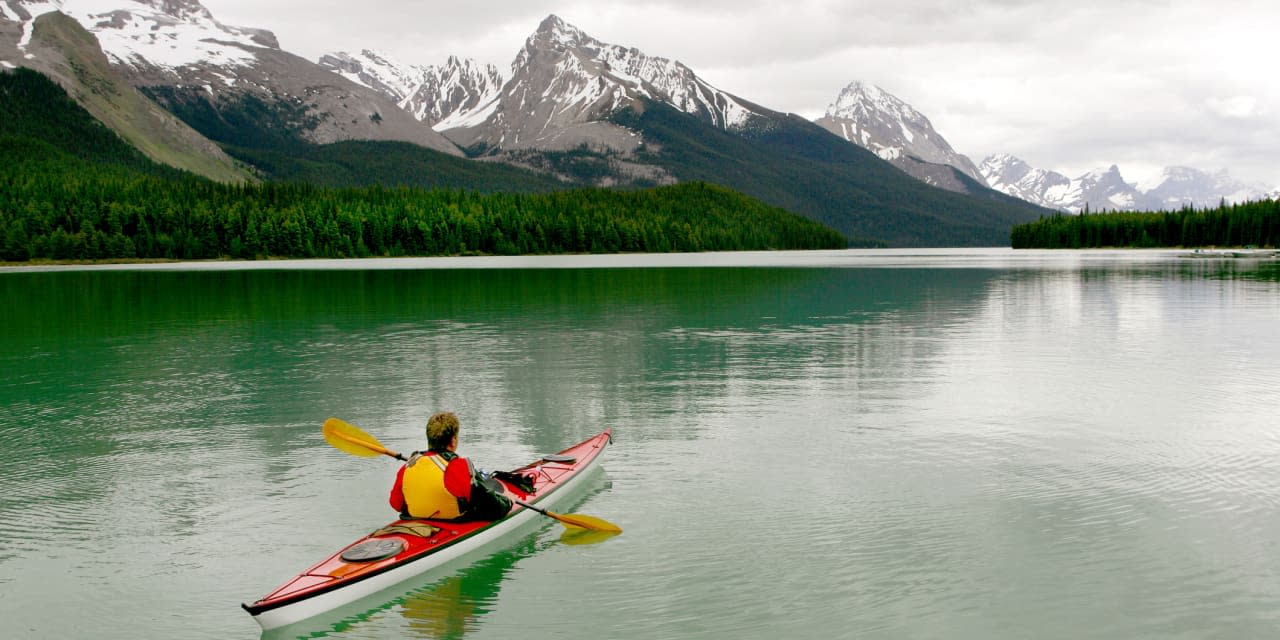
<box><xmin>814</xmin><ymin>82</ymin><xmax>986</xmax><ymax>194</ymax></box>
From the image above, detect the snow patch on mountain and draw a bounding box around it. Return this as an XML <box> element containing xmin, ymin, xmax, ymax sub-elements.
<box><xmin>319</xmin><ymin>49</ymin><xmax>420</xmax><ymax>101</ymax></box>
<box><xmin>9</xmin><ymin>1</ymin><xmax>276</xmax><ymax>71</ymax></box>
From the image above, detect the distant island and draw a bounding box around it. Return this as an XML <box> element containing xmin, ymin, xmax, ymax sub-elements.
<box><xmin>1010</xmin><ymin>200</ymin><xmax>1278</xmax><ymax>249</ymax></box>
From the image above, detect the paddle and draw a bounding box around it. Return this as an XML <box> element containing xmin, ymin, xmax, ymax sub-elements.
<box><xmin>322</xmin><ymin>418</ymin><xmax>621</xmax><ymax>534</ymax></box>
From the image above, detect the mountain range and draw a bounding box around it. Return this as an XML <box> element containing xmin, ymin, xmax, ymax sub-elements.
<box><xmin>324</xmin><ymin>26</ymin><xmax>1276</xmax><ymax>215</ymax></box>
<box><xmin>806</xmin><ymin>81</ymin><xmax>1277</xmax><ymax>213</ymax></box>
<box><xmin>978</xmin><ymin>155</ymin><xmax>1279</xmax><ymax>213</ymax></box>
<box><xmin>4</xmin><ymin>1</ymin><xmax>1054</xmax><ymax>246</ymax></box>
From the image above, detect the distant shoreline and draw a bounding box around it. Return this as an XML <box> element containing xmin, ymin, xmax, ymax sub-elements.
<box><xmin>8</xmin><ymin>247</ymin><xmax>1266</xmax><ymax>274</ymax></box>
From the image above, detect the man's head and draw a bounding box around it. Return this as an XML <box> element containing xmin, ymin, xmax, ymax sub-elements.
<box><xmin>426</xmin><ymin>411</ymin><xmax>460</xmax><ymax>452</ymax></box>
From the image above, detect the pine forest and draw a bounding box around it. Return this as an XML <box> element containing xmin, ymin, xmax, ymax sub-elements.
<box><xmin>1010</xmin><ymin>201</ymin><xmax>1279</xmax><ymax>249</ymax></box>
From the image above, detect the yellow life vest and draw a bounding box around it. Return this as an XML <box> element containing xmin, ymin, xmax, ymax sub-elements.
<box><xmin>401</xmin><ymin>452</ymin><xmax>464</xmax><ymax>520</ymax></box>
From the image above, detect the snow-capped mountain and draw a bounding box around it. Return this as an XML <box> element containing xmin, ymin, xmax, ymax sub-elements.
<box><xmin>429</xmin><ymin>15</ymin><xmax>776</xmax><ymax>153</ymax></box>
<box><xmin>814</xmin><ymin>81</ymin><xmax>985</xmax><ymax>190</ymax></box>
<box><xmin>1</xmin><ymin>0</ymin><xmax>461</xmax><ymax>153</ymax></box>
<box><xmin>981</xmin><ymin>154</ymin><xmax>1275</xmax><ymax>213</ymax></box>
<box><xmin>1138</xmin><ymin>166</ymin><xmax>1273</xmax><ymax>210</ymax></box>
<box><xmin>979</xmin><ymin>154</ymin><xmax>1072</xmax><ymax>209</ymax></box>
<box><xmin>980</xmin><ymin>154</ymin><xmax>1136</xmax><ymax>213</ymax></box>
<box><xmin>318</xmin><ymin>50</ymin><xmax>503</xmax><ymax>129</ymax></box>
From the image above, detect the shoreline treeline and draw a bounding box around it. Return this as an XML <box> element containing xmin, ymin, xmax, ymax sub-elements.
<box><xmin>0</xmin><ymin>156</ymin><xmax>848</xmax><ymax>261</ymax></box>
<box><xmin>1010</xmin><ymin>199</ymin><xmax>1279</xmax><ymax>249</ymax></box>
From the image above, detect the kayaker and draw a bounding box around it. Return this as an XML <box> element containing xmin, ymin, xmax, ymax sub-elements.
<box><xmin>389</xmin><ymin>412</ymin><xmax>512</xmax><ymax>521</ymax></box>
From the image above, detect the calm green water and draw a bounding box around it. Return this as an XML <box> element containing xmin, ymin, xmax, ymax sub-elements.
<box><xmin>3</xmin><ymin>250</ymin><xmax>1279</xmax><ymax>639</ymax></box>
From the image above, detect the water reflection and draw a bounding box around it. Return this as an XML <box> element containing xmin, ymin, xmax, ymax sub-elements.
<box><xmin>260</xmin><ymin>533</ymin><xmax>538</xmax><ymax>640</ymax></box>
<box><xmin>396</xmin><ymin>541</ymin><xmax>525</xmax><ymax>640</ymax></box>
<box><xmin>0</xmin><ymin>266</ymin><xmax>1002</xmax><ymax>463</ymax></box>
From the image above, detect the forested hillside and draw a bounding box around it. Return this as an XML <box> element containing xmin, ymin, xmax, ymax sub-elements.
<box><xmin>611</xmin><ymin>101</ymin><xmax>1050</xmax><ymax>247</ymax></box>
<box><xmin>0</xmin><ymin>68</ymin><xmax>846</xmax><ymax>262</ymax></box>
<box><xmin>0</xmin><ymin>68</ymin><xmax>187</xmax><ymax>179</ymax></box>
<box><xmin>1010</xmin><ymin>201</ymin><xmax>1279</xmax><ymax>249</ymax></box>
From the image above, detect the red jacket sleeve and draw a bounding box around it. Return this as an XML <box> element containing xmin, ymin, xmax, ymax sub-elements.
<box><xmin>388</xmin><ymin>464</ymin><xmax>407</xmax><ymax>513</ymax></box>
<box><xmin>443</xmin><ymin>456</ymin><xmax>473</xmax><ymax>500</ymax></box>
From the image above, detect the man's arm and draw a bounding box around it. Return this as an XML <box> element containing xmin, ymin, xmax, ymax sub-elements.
<box><xmin>388</xmin><ymin>465</ymin><xmax>408</xmax><ymax>513</ymax></box>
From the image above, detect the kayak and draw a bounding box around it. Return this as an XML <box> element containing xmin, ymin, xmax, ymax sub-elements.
<box><xmin>242</xmin><ymin>428</ymin><xmax>613</xmax><ymax>631</ymax></box>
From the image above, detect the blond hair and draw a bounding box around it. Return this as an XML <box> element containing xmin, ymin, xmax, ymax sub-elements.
<box><xmin>426</xmin><ymin>412</ymin><xmax>460</xmax><ymax>451</ymax></box>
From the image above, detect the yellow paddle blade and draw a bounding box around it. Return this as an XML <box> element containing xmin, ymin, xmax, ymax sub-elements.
<box><xmin>323</xmin><ymin>417</ymin><xmax>394</xmax><ymax>458</ymax></box>
<box><xmin>559</xmin><ymin>528</ymin><xmax>622</xmax><ymax>546</ymax></box>
<box><xmin>549</xmin><ymin>511</ymin><xmax>623</xmax><ymax>533</ymax></box>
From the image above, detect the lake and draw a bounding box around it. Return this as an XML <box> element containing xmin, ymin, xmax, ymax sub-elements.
<box><xmin>2</xmin><ymin>249</ymin><xmax>1278</xmax><ymax>639</ymax></box>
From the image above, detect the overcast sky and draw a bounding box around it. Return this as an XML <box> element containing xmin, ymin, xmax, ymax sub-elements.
<box><xmin>200</xmin><ymin>0</ymin><xmax>1279</xmax><ymax>187</ymax></box>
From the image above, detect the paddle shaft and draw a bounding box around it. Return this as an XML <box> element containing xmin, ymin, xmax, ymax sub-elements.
<box><xmin>511</xmin><ymin>497</ymin><xmax>554</xmax><ymax>518</ymax></box>
<box><xmin>329</xmin><ymin>428</ymin><xmax>407</xmax><ymax>461</ymax></box>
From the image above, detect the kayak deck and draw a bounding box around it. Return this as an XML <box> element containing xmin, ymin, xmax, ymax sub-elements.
<box><xmin>243</xmin><ymin>429</ymin><xmax>612</xmax><ymax>629</ymax></box>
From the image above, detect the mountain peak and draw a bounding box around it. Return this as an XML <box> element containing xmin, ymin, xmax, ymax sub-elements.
<box><xmin>817</xmin><ymin>80</ymin><xmax>984</xmax><ymax>187</ymax></box>
<box><xmin>1084</xmin><ymin>165</ymin><xmax>1126</xmax><ymax>182</ymax></box>
<box><xmin>982</xmin><ymin>153</ymin><xmax>1026</xmax><ymax>169</ymax></box>
<box><xmin>537</xmin><ymin>14</ymin><xmax>569</xmax><ymax>33</ymax></box>
<box><xmin>827</xmin><ymin>81</ymin><xmax>917</xmax><ymax>123</ymax></box>
<box><xmin>534</xmin><ymin>14</ymin><xmax>588</xmax><ymax>49</ymax></box>
<box><xmin>837</xmin><ymin>80</ymin><xmax>886</xmax><ymax>101</ymax></box>
<box><xmin>448</xmin><ymin>14</ymin><xmax>767</xmax><ymax>149</ymax></box>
